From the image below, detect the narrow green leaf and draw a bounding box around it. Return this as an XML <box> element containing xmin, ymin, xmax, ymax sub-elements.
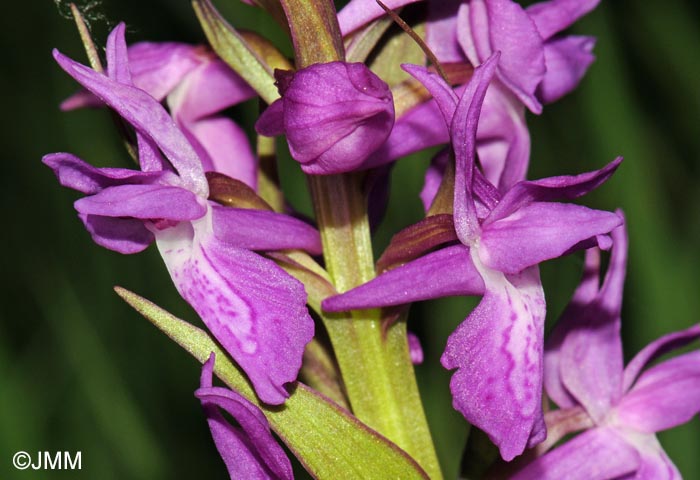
<box><xmin>193</xmin><ymin>0</ymin><xmax>280</xmax><ymax>104</ymax></box>
<box><xmin>115</xmin><ymin>287</ymin><xmax>429</xmax><ymax>480</ymax></box>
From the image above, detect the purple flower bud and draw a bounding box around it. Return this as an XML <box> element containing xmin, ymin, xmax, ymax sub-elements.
<box><xmin>256</xmin><ymin>61</ymin><xmax>395</xmax><ymax>175</ymax></box>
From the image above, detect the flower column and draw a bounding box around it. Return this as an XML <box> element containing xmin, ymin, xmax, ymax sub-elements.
<box><xmin>276</xmin><ymin>1</ymin><xmax>441</xmax><ymax>478</ymax></box>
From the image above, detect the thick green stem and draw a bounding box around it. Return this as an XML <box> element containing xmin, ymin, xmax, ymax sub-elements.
<box><xmin>308</xmin><ymin>175</ymin><xmax>442</xmax><ymax>480</ymax></box>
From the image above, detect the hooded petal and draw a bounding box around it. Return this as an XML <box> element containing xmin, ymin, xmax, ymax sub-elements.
<box><xmin>478</xmin><ymin>202</ymin><xmax>622</xmax><ymax>274</ymax></box>
<box><xmin>74</xmin><ymin>184</ymin><xmax>206</xmax><ymax>221</ymax></box>
<box><xmin>42</xmin><ymin>153</ymin><xmax>170</xmax><ymax>194</ymax></box>
<box><xmin>211</xmin><ymin>204</ymin><xmax>322</xmax><ymax>254</ymax></box>
<box><xmin>441</xmin><ymin>253</ymin><xmax>546</xmax><ymax>461</ymax></box>
<box><xmin>156</xmin><ymin>220</ymin><xmax>314</xmax><ymax>405</ymax></box>
<box><xmin>526</xmin><ymin>0</ymin><xmax>601</xmax><ymax>40</ymax></box>
<box><xmin>338</xmin><ymin>0</ymin><xmax>422</xmax><ymax>35</ymax></box>
<box><xmin>486</xmin><ymin>157</ymin><xmax>622</xmax><ymax>223</ymax></box>
<box><xmin>538</xmin><ymin>35</ymin><xmax>596</xmax><ymax>104</ymax></box>
<box><xmin>622</xmin><ymin>323</ymin><xmax>700</xmax><ymax>392</ymax></box>
<box><xmin>53</xmin><ymin>49</ymin><xmax>208</xmax><ymax>196</ymax></box>
<box><xmin>196</xmin><ymin>354</ymin><xmax>294</xmax><ymax>480</ymax></box>
<box><xmin>510</xmin><ymin>427</ymin><xmax>639</xmax><ymax>480</ymax></box>
<box><xmin>458</xmin><ymin>0</ymin><xmax>545</xmax><ymax>114</ymax></box>
<box><xmin>80</xmin><ymin>214</ymin><xmax>154</xmax><ymax>254</ymax></box>
<box><xmin>616</xmin><ymin>350</ymin><xmax>700</xmax><ymax>433</ymax></box>
<box><xmin>323</xmin><ymin>244</ymin><xmax>484</xmax><ymax>312</ymax></box>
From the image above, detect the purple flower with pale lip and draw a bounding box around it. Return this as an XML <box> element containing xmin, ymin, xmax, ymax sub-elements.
<box><xmin>256</xmin><ymin>62</ymin><xmax>395</xmax><ymax>175</ymax></box>
<box><xmin>44</xmin><ymin>24</ymin><xmax>319</xmax><ymax>405</ymax></box>
<box><xmin>323</xmin><ymin>54</ymin><xmax>622</xmax><ymax>460</ymax></box>
<box><xmin>196</xmin><ymin>354</ymin><xmax>293</xmax><ymax>480</ymax></box>
<box><xmin>511</xmin><ymin>221</ymin><xmax>700</xmax><ymax>480</ymax></box>
<box><xmin>63</xmin><ymin>40</ymin><xmax>258</xmax><ymax>188</ymax></box>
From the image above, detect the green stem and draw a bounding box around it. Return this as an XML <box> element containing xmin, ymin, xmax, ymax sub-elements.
<box><xmin>309</xmin><ymin>175</ymin><xmax>442</xmax><ymax>480</ymax></box>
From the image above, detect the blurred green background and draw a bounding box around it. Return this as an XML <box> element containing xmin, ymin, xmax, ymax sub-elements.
<box><xmin>1</xmin><ymin>0</ymin><xmax>698</xmax><ymax>478</ymax></box>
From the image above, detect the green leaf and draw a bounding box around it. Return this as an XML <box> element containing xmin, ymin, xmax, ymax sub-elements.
<box><xmin>115</xmin><ymin>287</ymin><xmax>429</xmax><ymax>480</ymax></box>
<box><xmin>193</xmin><ymin>0</ymin><xmax>280</xmax><ymax>104</ymax></box>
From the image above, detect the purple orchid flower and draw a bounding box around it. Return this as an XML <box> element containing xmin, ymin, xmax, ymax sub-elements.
<box><xmin>62</xmin><ymin>40</ymin><xmax>258</xmax><ymax>188</ymax></box>
<box><xmin>196</xmin><ymin>354</ymin><xmax>294</xmax><ymax>480</ymax></box>
<box><xmin>44</xmin><ymin>24</ymin><xmax>319</xmax><ymax>405</ymax></box>
<box><xmin>323</xmin><ymin>55</ymin><xmax>622</xmax><ymax>460</ymax></box>
<box><xmin>255</xmin><ymin>62</ymin><xmax>395</xmax><ymax>175</ymax></box>
<box><xmin>512</xmin><ymin>221</ymin><xmax>700</xmax><ymax>479</ymax></box>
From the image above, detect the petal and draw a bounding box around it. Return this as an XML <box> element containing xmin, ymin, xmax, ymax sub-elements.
<box><xmin>80</xmin><ymin>214</ymin><xmax>154</xmax><ymax>254</ymax></box>
<box><xmin>196</xmin><ymin>355</ymin><xmax>294</xmax><ymax>480</ymax></box>
<box><xmin>183</xmin><ymin>117</ymin><xmax>258</xmax><ymax>189</ymax></box>
<box><xmin>420</xmin><ymin>149</ymin><xmax>450</xmax><ymax>212</ymax></box>
<box><xmin>458</xmin><ymin>0</ymin><xmax>545</xmax><ymax>114</ymax></box>
<box><xmin>128</xmin><ymin>42</ymin><xmax>201</xmax><ymax>101</ymax></box>
<box><xmin>53</xmin><ymin>49</ymin><xmax>208</xmax><ymax>196</ymax></box>
<box><xmin>408</xmin><ymin>332</ymin><xmax>424</xmax><ymax>365</ymax></box>
<box><xmin>476</xmin><ymin>83</ymin><xmax>530</xmax><ymax>192</ymax></box>
<box><xmin>402</xmin><ymin>64</ymin><xmax>458</xmax><ymax>126</ymax></box>
<box><xmin>338</xmin><ymin>0</ymin><xmax>422</xmax><ymax>35</ymax></box>
<box><xmin>426</xmin><ymin>0</ymin><xmax>466</xmax><ymax>63</ymax></box>
<box><xmin>322</xmin><ymin>244</ymin><xmax>484</xmax><ymax>312</ymax></box>
<box><xmin>538</xmin><ymin>35</ymin><xmax>596</xmax><ymax>104</ymax></box>
<box><xmin>615</xmin><ymin>430</ymin><xmax>681</xmax><ymax>480</ymax></box>
<box><xmin>616</xmin><ymin>350</ymin><xmax>700</xmax><ymax>433</ymax></box>
<box><xmin>451</xmin><ymin>53</ymin><xmax>500</xmax><ymax>244</ymax></box>
<box><xmin>74</xmin><ymin>184</ymin><xmax>206</xmax><ymax>221</ymax></box>
<box><xmin>622</xmin><ymin>323</ymin><xmax>700</xmax><ymax>392</ymax></box>
<box><xmin>211</xmin><ymin>204</ymin><xmax>322</xmax><ymax>254</ymax></box>
<box><xmin>543</xmin><ymin>248</ymin><xmax>601</xmax><ymax>408</ymax></box>
<box><xmin>255</xmin><ymin>98</ymin><xmax>285</xmax><ymax>136</ymax></box>
<box><xmin>441</xmin><ymin>256</ymin><xmax>546</xmax><ymax>461</ymax></box>
<box><xmin>42</xmin><ymin>152</ymin><xmax>168</xmax><ymax>194</ymax></box>
<box><xmin>510</xmin><ymin>427</ymin><xmax>639</xmax><ymax>480</ymax></box>
<box><xmin>486</xmin><ymin>157</ymin><xmax>622</xmax><ymax>223</ymax></box>
<box><xmin>526</xmin><ymin>0</ymin><xmax>601</xmax><ymax>40</ymax></box>
<box><xmin>479</xmin><ymin>202</ymin><xmax>622</xmax><ymax>274</ymax></box>
<box><xmin>156</xmin><ymin>221</ymin><xmax>314</xmax><ymax>405</ymax></box>
<box><xmin>167</xmin><ymin>59</ymin><xmax>255</xmax><ymax>121</ymax></box>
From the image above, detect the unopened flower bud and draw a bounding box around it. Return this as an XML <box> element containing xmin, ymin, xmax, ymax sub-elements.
<box><xmin>256</xmin><ymin>61</ymin><xmax>395</xmax><ymax>174</ymax></box>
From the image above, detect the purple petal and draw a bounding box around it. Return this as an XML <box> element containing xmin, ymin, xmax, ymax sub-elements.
<box><xmin>338</xmin><ymin>0</ymin><xmax>422</xmax><ymax>35</ymax></box>
<box><xmin>211</xmin><ymin>204</ymin><xmax>322</xmax><ymax>254</ymax></box>
<box><xmin>538</xmin><ymin>36</ymin><xmax>596</xmax><ymax>104</ymax></box>
<box><xmin>53</xmin><ymin>49</ymin><xmax>208</xmax><ymax>196</ymax></box>
<box><xmin>255</xmin><ymin>99</ymin><xmax>285</xmax><ymax>137</ymax></box>
<box><xmin>451</xmin><ymin>53</ymin><xmax>500</xmax><ymax>245</ymax></box>
<box><xmin>486</xmin><ymin>157</ymin><xmax>622</xmax><ymax>223</ymax></box>
<box><xmin>479</xmin><ymin>202</ymin><xmax>622</xmax><ymax>274</ymax></box>
<box><xmin>510</xmin><ymin>427</ymin><xmax>639</xmax><ymax>480</ymax></box>
<box><xmin>167</xmin><ymin>59</ymin><xmax>255</xmax><ymax>121</ymax></box>
<box><xmin>156</xmin><ymin>224</ymin><xmax>314</xmax><ymax>405</ymax></box>
<box><xmin>477</xmin><ymin>83</ymin><xmax>530</xmax><ymax>192</ymax></box>
<box><xmin>441</xmin><ymin>260</ymin><xmax>546</xmax><ymax>461</ymax></box>
<box><xmin>74</xmin><ymin>184</ymin><xmax>206</xmax><ymax>221</ymax></box>
<box><xmin>80</xmin><ymin>214</ymin><xmax>154</xmax><ymax>254</ymax></box>
<box><xmin>420</xmin><ymin>149</ymin><xmax>450</xmax><ymax>212</ymax></box>
<box><xmin>543</xmin><ymin>248</ymin><xmax>601</xmax><ymax>408</ymax></box>
<box><xmin>323</xmin><ymin>244</ymin><xmax>484</xmax><ymax>312</ymax></box>
<box><xmin>527</xmin><ymin>0</ymin><xmax>601</xmax><ymax>40</ymax></box>
<box><xmin>196</xmin><ymin>355</ymin><xmax>293</xmax><ymax>480</ymax></box>
<box><xmin>184</xmin><ymin>117</ymin><xmax>258</xmax><ymax>189</ymax></box>
<box><xmin>458</xmin><ymin>0</ymin><xmax>545</xmax><ymax>114</ymax></box>
<box><xmin>616</xmin><ymin>350</ymin><xmax>700</xmax><ymax>433</ymax></box>
<box><xmin>622</xmin><ymin>323</ymin><xmax>700</xmax><ymax>392</ymax></box>
<box><xmin>60</xmin><ymin>90</ymin><xmax>103</xmax><ymax>110</ymax></box>
<box><xmin>42</xmin><ymin>153</ymin><xmax>169</xmax><ymax>194</ymax></box>
<box><xmin>426</xmin><ymin>0</ymin><xmax>466</xmax><ymax>63</ymax></box>
<box><xmin>629</xmin><ymin>438</ymin><xmax>682</xmax><ymax>480</ymax></box>
<box><xmin>128</xmin><ymin>42</ymin><xmax>201</xmax><ymax>101</ymax></box>
<box><xmin>408</xmin><ymin>332</ymin><xmax>424</xmax><ymax>365</ymax></box>
<box><xmin>402</xmin><ymin>64</ymin><xmax>459</xmax><ymax>126</ymax></box>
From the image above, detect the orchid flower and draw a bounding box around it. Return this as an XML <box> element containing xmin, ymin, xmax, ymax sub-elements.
<box><xmin>509</xmin><ymin>221</ymin><xmax>700</xmax><ymax>480</ymax></box>
<box><xmin>196</xmin><ymin>354</ymin><xmax>294</xmax><ymax>480</ymax></box>
<box><xmin>44</xmin><ymin>24</ymin><xmax>319</xmax><ymax>405</ymax></box>
<box><xmin>62</xmin><ymin>40</ymin><xmax>259</xmax><ymax>188</ymax></box>
<box><xmin>323</xmin><ymin>55</ymin><xmax>622</xmax><ymax>460</ymax></box>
